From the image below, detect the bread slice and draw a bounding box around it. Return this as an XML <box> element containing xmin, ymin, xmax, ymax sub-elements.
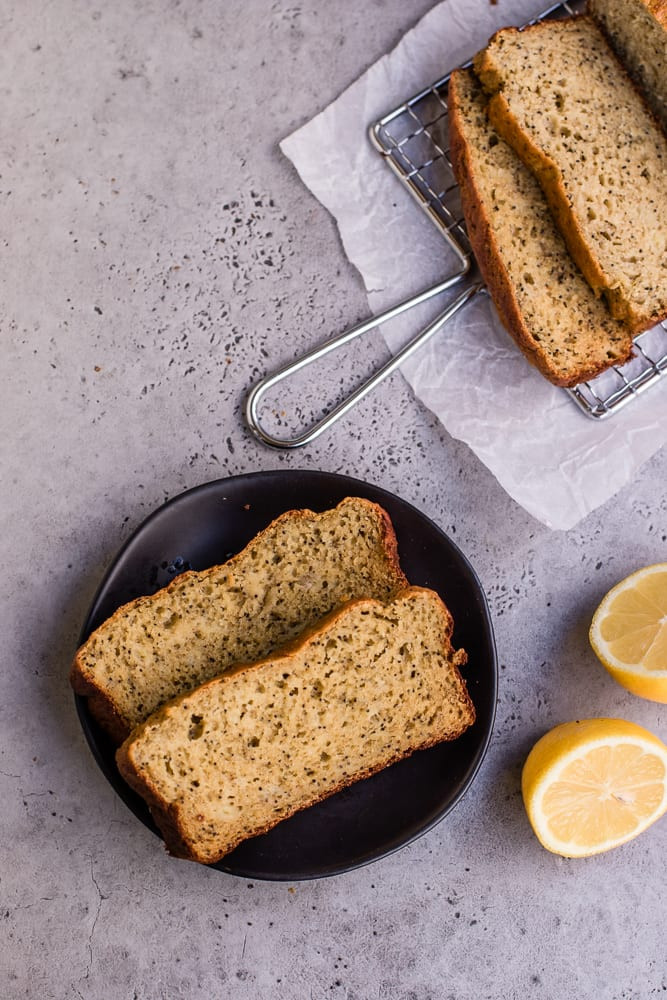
<box><xmin>590</xmin><ymin>0</ymin><xmax>667</xmax><ymax>132</ymax></box>
<box><xmin>448</xmin><ymin>68</ymin><xmax>633</xmax><ymax>386</ymax></box>
<box><xmin>116</xmin><ymin>587</ymin><xmax>474</xmax><ymax>864</ymax></box>
<box><xmin>474</xmin><ymin>15</ymin><xmax>667</xmax><ymax>333</ymax></box>
<box><xmin>71</xmin><ymin>497</ymin><xmax>408</xmax><ymax>743</ymax></box>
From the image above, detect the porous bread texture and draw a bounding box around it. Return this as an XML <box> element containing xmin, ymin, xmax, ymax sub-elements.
<box><xmin>590</xmin><ymin>0</ymin><xmax>667</xmax><ymax>132</ymax></box>
<box><xmin>474</xmin><ymin>15</ymin><xmax>667</xmax><ymax>333</ymax></box>
<box><xmin>448</xmin><ymin>68</ymin><xmax>633</xmax><ymax>386</ymax></box>
<box><xmin>116</xmin><ymin>587</ymin><xmax>474</xmax><ymax>865</ymax></box>
<box><xmin>71</xmin><ymin>497</ymin><xmax>408</xmax><ymax>743</ymax></box>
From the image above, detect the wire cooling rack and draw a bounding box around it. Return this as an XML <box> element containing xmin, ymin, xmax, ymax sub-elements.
<box><xmin>369</xmin><ymin>0</ymin><xmax>667</xmax><ymax>419</ymax></box>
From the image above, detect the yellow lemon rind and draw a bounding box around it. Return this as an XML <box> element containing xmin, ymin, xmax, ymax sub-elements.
<box><xmin>597</xmin><ymin>664</ymin><xmax>667</xmax><ymax>705</ymax></box>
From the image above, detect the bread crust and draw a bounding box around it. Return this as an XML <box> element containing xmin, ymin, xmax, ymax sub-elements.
<box><xmin>447</xmin><ymin>69</ymin><xmax>633</xmax><ymax>386</ymax></box>
<box><xmin>70</xmin><ymin>497</ymin><xmax>408</xmax><ymax>742</ymax></box>
<box><xmin>73</xmin><ymin>683</ymin><xmax>133</xmax><ymax>745</ymax></box>
<box><xmin>116</xmin><ymin>587</ymin><xmax>474</xmax><ymax>865</ymax></box>
<box><xmin>473</xmin><ymin>16</ymin><xmax>667</xmax><ymax>334</ymax></box>
<box><xmin>642</xmin><ymin>0</ymin><xmax>667</xmax><ymax>18</ymax></box>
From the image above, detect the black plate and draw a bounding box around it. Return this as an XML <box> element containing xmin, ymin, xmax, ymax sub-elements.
<box><xmin>75</xmin><ymin>470</ymin><xmax>497</xmax><ymax>880</ymax></box>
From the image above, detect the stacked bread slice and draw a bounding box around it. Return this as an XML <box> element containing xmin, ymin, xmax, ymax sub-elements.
<box><xmin>116</xmin><ymin>587</ymin><xmax>474</xmax><ymax>864</ymax></box>
<box><xmin>72</xmin><ymin>498</ymin><xmax>475</xmax><ymax>863</ymax></box>
<box><xmin>449</xmin><ymin>3</ymin><xmax>667</xmax><ymax>386</ymax></box>
<box><xmin>448</xmin><ymin>68</ymin><xmax>633</xmax><ymax>386</ymax></box>
<box><xmin>71</xmin><ymin>497</ymin><xmax>410</xmax><ymax>743</ymax></box>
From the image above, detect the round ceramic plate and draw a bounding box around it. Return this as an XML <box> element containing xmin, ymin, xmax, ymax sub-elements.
<box><xmin>75</xmin><ymin>470</ymin><xmax>497</xmax><ymax>880</ymax></box>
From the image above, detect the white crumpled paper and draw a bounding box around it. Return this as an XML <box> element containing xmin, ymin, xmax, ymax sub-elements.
<box><xmin>281</xmin><ymin>0</ymin><xmax>667</xmax><ymax>530</ymax></box>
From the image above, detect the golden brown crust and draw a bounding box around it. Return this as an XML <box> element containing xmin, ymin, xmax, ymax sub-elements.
<box><xmin>71</xmin><ymin>497</ymin><xmax>409</xmax><ymax>743</ymax></box>
<box><xmin>116</xmin><ymin>587</ymin><xmax>474</xmax><ymax>865</ymax></box>
<box><xmin>643</xmin><ymin>0</ymin><xmax>667</xmax><ymax>19</ymax></box>
<box><xmin>69</xmin><ymin>669</ymin><xmax>132</xmax><ymax>744</ymax></box>
<box><xmin>368</xmin><ymin>498</ymin><xmax>408</xmax><ymax>590</ymax></box>
<box><xmin>447</xmin><ymin>70</ymin><xmax>633</xmax><ymax>386</ymax></box>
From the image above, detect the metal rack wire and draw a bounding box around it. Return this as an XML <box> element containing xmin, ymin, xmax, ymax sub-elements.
<box><xmin>369</xmin><ymin>0</ymin><xmax>667</xmax><ymax>419</ymax></box>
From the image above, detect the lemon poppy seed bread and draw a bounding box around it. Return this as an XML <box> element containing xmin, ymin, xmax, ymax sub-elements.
<box><xmin>116</xmin><ymin>587</ymin><xmax>474</xmax><ymax>864</ymax></box>
<box><xmin>473</xmin><ymin>16</ymin><xmax>667</xmax><ymax>333</ymax></box>
<box><xmin>71</xmin><ymin>498</ymin><xmax>408</xmax><ymax>742</ymax></box>
<box><xmin>448</xmin><ymin>67</ymin><xmax>633</xmax><ymax>386</ymax></box>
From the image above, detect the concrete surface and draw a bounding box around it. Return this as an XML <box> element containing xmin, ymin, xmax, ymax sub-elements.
<box><xmin>2</xmin><ymin>1</ymin><xmax>665</xmax><ymax>998</ymax></box>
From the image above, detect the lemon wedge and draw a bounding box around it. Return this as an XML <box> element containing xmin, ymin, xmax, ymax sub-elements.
<box><xmin>590</xmin><ymin>563</ymin><xmax>667</xmax><ymax>704</ymax></box>
<box><xmin>522</xmin><ymin>718</ymin><xmax>667</xmax><ymax>857</ymax></box>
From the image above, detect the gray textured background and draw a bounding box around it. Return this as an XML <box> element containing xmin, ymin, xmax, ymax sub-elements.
<box><xmin>2</xmin><ymin>1</ymin><xmax>666</xmax><ymax>998</ymax></box>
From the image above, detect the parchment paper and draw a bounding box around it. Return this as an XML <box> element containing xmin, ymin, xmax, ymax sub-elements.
<box><xmin>281</xmin><ymin>0</ymin><xmax>667</xmax><ymax>530</ymax></box>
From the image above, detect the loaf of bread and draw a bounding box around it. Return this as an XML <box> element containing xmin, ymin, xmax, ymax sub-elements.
<box><xmin>71</xmin><ymin>497</ymin><xmax>408</xmax><ymax>742</ymax></box>
<box><xmin>448</xmin><ymin>68</ymin><xmax>633</xmax><ymax>386</ymax></box>
<box><xmin>590</xmin><ymin>0</ymin><xmax>667</xmax><ymax>132</ymax></box>
<box><xmin>116</xmin><ymin>587</ymin><xmax>475</xmax><ymax>864</ymax></box>
<box><xmin>474</xmin><ymin>15</ymin><xmax>667</xmax><ymax>333</ymax></box>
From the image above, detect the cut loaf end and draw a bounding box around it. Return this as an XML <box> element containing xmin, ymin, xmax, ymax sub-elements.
<box><xmin>116</xmin><ymin>587</ymin><xmax>475</xmax><ymax>865</ymax></box>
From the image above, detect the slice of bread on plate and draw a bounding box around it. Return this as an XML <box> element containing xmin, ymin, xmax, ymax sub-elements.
<box><xmin>473</xmin><ymin>15</ymin><xmax>667</xmax><ymax>333</ymax></box>
<box><xmin>590</xmin><ymin>0</ymin><xmax>667</xmax><ymax>132</ymax></box>
<box><xmin>116</xmin><ymin>586</ymin><xmax>475</xmax><ymax>865</ymax></box>
<box><xmin>448</xmin><ymin>67</ymin><xmax>633</xmax><ymax>386</ymax></box>
<box><xmin>71</xmin><ymin>497</ymin><xmax>408</xmax><ymax>743</ymax></box>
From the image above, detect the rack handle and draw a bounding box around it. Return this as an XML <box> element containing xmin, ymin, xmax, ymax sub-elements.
<box><xmin>245</xmin><ymin>277</ymin><xmax>484</xmax><ymax>449</ymax></box>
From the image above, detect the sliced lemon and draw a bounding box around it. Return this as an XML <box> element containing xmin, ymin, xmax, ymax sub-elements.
<box><xmin>522</xmin><ymin>718</ymin><xmax>667</xmax><ymax>857</ymax></box>
<box><xmin>590</xmin><ymin>562</ymin><xmax>667</xmax><ymax>704</ymax></box>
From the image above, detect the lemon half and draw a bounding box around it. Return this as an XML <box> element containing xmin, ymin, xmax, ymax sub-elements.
<box><xmin>590</xmin><ymin>563</ymin><xmax>667</xmax><ymax>704</ymax></box>
<box><xmin>522</xmin><ymin>718</ymin><xmax>667</xmax><ymax>858</ymax></box>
